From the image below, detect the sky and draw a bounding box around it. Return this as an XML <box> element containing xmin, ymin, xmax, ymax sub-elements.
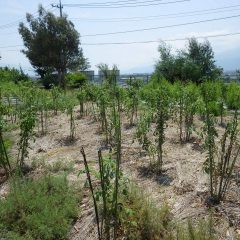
<box><xmin>0</xmin><ymin>0</ymin><xmax>240</xmax><ymax>75</ymax></box>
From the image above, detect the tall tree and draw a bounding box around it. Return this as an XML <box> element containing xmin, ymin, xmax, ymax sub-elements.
<box><xmin>184</xmin><ymin>38</ymin><xmax>222</xmax><ymax>82</ymax></box>
<box><xmin>155</xmin><ymin>38</ymin><xmax>222</xmax><ymax>84</ymax></box>
<box><xmin>19</xmin><ymin>5</ymin><xmax>89</xmax><ymax>88</ymax></box>
<box><xmin>155</xmin><ymin>42</ymin><xmax>176</xmax><ymax>83</ymax></box>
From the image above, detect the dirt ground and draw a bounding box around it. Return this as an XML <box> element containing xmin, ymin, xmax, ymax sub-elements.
<box><xmin>1</xmin><ymin>107</ymin><xmax>240</xmax><ymax>239</ymax></box>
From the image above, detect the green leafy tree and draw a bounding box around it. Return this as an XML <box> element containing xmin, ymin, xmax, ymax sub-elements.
<box><xmin>155</xmin><ymin>42</ymin><xmax>176</xmax><ymax>83</ymax></box>
<box><xmin>0</xmin><ymin>67</ymin><xmax>29</xmax><ymax>83</ymax></box>
<box><xmin>66</xmin><ymin>72</ymin><xmax>88</xmax><ymax>88</ymax></box>
<box><xmin>183</xmin><ymin>38</ymin><xmax>222</xmax><ymax>83</ymax></box>
<box><xmin>155</xmin><ymin>38</ymin><xmax>222</xmax><ymax>83</ymax></box>
<box><xmin>19</xmin><ymin>5</ymin><xmax>89</xmax><ymax>88</ymax></box>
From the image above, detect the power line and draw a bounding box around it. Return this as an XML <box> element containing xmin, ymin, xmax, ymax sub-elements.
<box><xmin>64</xmin><ymin>0</ymin><xmax>190</xmax><ymax>8</ymax></box>
<box><xmin>1</xmin><ymin>32</ymin><xmax>240</xmax><ymax>50</ymax></box>
<box><xmin>66</xmin><ymin>0</ymin><xmax>168</xmax><ymax>5</ymax></box>
<box><xmin>0</xmin><ymin>4</ymin><xmax>54</xmax><ymax>30</ymax></box>
<box><xmin>1</xmin><ymin>14</ymin><xmax>240</xmax><ymax>41</ymax></box>
<box><xmin>2</xmin><ymin>5</ymin><xmax>239</xmax><ymax>36</ymax></box>
<box><xmin>0</xmin><ymin>45</ymin><xmax>23</xmax><ymax>49</ymax></box>
<box><xmin>65</xmin><ymin>0</ymin><xmax>180</xmax><ymax>6</ymax></box>
<box><xmin>82</xmin><ymin>14</ymin><xmax>240</xmax><ymax>37</ymax></box>
<box><xmin>81</xmin><ymin>32</ymin><xmax>240</xmax><ymax>45</ymax></box>
<box><xmin>70</xmin><ymin>4</ymin><xmax>240</xmax><ymax>22</ymax></box>
<box><xmin>0</xmin><ymin>49</ymin><xmax>22</xmax><ymax>52</ymax></box>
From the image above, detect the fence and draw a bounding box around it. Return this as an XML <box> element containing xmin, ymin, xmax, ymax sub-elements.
<box><xmin>90</xmin><ymin>74</ymin><xmax>152</xmax><ymax>86</ymax></box>
<box><xmin>89</xmin><ymin>74</ymin><xmax>238</xmax><ymax>86</ymax></box>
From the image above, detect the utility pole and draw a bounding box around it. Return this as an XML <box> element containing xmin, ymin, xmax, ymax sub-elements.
<box><xmin>51</xmin><ymin>0</ymin><xmax>65</xmax><ymax>88</ymax></box>
<box><xmin>52</xmin><ymin>0</ymin><xmax>63</xmax><ymax>17</ymax></box>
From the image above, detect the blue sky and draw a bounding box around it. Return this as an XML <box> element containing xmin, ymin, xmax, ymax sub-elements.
<box><xmin>0</xmin><ymin>0</ymin><xmax>240</xmax><ymax>75</ymax></box>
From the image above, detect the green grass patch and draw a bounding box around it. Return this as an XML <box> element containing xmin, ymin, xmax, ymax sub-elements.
<box><xmin>175</xmin><ymin>219</ymin><xmax>215</xmax><ymax>240</ymax></box>
<box><xmin>0</xmin><ymin>175</ymin><xmax>80</xmax><ymax>240</ymax></box>
<box><xmin>31</xmin><ymin>159</ymin><xmax>75</xmax><ymax>174</ymax></box>
<box><xmin>3</xmin><ymin>123</ymin><xmax>19</xmax><ymax>132</ymax></box>
<box><xmin>119</xmin><ymin>184</ymin><xmax>172</xmax><ymax>240</ymax></box>
<box><xmin>4</xmin><ymin>138</ymin><xmax>14</xmax><ymax>151</ymax></box>
<box><xmin>48</xmin><ymin>160</ymin><xmax>75</xmax><ymax>173</ymax></box>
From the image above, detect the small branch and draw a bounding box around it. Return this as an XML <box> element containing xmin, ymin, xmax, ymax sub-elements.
<box><xmin>80</xmin><ymin>147</ymin><xmax>102</xmax><ymax>240</ymax></box>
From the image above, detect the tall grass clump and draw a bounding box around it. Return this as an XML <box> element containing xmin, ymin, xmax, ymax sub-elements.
<box><xmin>119</xmin><ymin>184</ymin><xmax>216</xmax><ymax>240</ymax></box>
<box><xmin>0</xmin><ymin>175</ymin><xmax>80</xmax><ymax>240</ymax></box>
<box><xmin>175</xmin><ymin>218</ymin><xmax>215</xmax><ymax>240</ymax></box>
<box><xmin>119</xmin><ymin>184</ymin><xmax>171</xmax><ymax>240</ymax></box>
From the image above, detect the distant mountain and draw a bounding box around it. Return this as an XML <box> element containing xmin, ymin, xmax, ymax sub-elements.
<box><xmin>216</xmin><ymin>48</ymin><xmax>240</xmax><ymax>72</ymax></box>
<box><xmin>122</xmin><ymin>64</ymin><xmax>154</xmax><ymax>74</ymax></box>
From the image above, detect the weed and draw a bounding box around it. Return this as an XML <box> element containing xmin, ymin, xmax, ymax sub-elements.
<box><xmin>175</xmin><ymin>218</ymin><xmax>216</xmax><ymax>240</ymax></box>
<box><xmin>48</xmin><ymin>160</ymin><xmax>74</xmax><ymax>173</ymax></box>
<box><xmin>119</xmin><ymin>184</ymin><xmax>171</xmax><ymax>240</ymax></box>
<box><xmin>0</xmin><ymin>175</ymin><xmax>80</xmax><ymax>239</ymax></box>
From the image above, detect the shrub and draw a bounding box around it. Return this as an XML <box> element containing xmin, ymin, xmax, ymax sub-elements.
<box><xmin>0</xmin><ymin>175</ymin><xmax>80</xmax><ymax>239</ymax></box>
<box><xmin>66</xmin><ymin>72</ymin><xmax>88</xmax><ymax>88</ymax></box>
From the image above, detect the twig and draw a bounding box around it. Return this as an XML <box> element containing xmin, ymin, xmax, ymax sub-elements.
<box><xmin>80</xmin><ymin>147</ymin><xmax>102</xmax><ymax>240</ymax></box>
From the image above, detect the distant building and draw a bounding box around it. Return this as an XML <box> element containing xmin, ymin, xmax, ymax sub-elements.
<box><xmin>223</xmin><ymin>71</ymin><xmax>239</xmax><ymax>83</ymax></box>
<box><xmin>98</xmin><ymin>69</ymin><xmax>120</xmax><ymax>83</ymax></box>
